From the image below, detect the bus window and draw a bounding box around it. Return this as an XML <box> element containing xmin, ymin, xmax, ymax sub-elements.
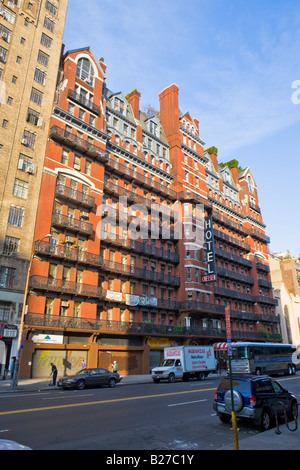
<box><xmin>232</xmin><ymin>347</ymin><xmax>247</xmax><ymax>360</ymax></box>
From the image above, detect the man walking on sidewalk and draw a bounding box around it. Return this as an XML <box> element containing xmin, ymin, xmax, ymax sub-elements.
<box><xmin>49</xmin><ymin>363</ymin><xmax>57</xmax><ymax>386</ymax></box>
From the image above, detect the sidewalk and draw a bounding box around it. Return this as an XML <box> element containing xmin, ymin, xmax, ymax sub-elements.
<box><xmin>0</xmin><ymin>374</ymin><xmax>153</xmax><ymax>392</ymax></box>
<box><xmin>220</xmin><ymin>423</ymin><xmax>300</xmax><ymax>450</ymax></box>
<box><xmin>0</xmin><ymin>374</ymin><xmax>299</xmax><ymax>450</ymax></box>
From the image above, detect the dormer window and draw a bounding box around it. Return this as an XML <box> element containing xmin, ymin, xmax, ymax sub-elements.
<box><xmin>149</xmin><ymin>121</ymin><xmax>158</xmax><ymax>136</ymax></box>
<box><xmin>114</xmin><ymin>98</ymin><xmax>125</xmax><ymax>114</ymax></box>
<box><xmin>76</xmin><ymin>58</ymin><xmax>95</xmax><ymax>87</ymax></box>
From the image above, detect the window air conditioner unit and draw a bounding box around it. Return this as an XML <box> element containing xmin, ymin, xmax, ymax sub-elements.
<box><xmin>74</xmin><ymin>163</ymin><xmax>80</xmax><ymax>170</ymax></box>
<box><xmin>21</xmin><ymin>138</ymin><xmax>28</xmax><ymax>146</ymax></box>
<box><xmin>25</xmin><ymin>164</ymin><xmax>36</xmax><ymax>175</ymax></box>
<box><xmin>26</xmin><ymin>166</ymin><xmax>34</xmax><ymax>174</ymax></box>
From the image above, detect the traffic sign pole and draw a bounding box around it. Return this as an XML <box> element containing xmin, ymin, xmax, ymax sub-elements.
<box><xmin>225</xmin><ymin>306</ymin><xmax>239</xmax><ymax>450</ymax></box>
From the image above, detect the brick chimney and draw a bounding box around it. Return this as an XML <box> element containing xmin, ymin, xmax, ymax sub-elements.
<box><xmin>126</xmin><ymin>89</ymin><xmax>141</xmax><ymax>120</ymax></box>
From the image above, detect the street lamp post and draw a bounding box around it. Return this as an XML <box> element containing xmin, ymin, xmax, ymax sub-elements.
<box><xmin>11</xmin><ymin>234</ymin><xmax>51</xmax><ymax>389</ymax></box>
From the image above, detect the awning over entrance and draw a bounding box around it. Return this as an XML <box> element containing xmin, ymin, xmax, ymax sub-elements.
<box><xmin>213</xmin><ymin>342</ymin><xmax>228</xmax><ymax>351</ymax></box>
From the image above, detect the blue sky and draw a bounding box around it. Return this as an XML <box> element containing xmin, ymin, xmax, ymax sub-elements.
<box><xmin>63</xmin><ymin>0</ymin><xmax>300</xmax><ymax>257</ymax></box>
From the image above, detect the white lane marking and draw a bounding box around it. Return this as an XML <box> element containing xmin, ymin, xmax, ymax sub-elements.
<box><xmin>0</xmin><ymin>393</ymin><xmax>50</xmax><ymax>398</ymax></box>
<box><xmin>168</xmin><ymin>399</ymin><xmax>208</xmax><ymax>407</ymax></box>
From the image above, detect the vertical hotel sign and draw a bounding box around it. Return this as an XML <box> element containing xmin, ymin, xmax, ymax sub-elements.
<box><xmin>202</xmin><ymin>212</ymin><xmax>217</xmax><ymax>283</ymax></box>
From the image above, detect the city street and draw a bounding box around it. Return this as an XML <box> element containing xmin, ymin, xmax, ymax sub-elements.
<box><xmin>0</xmin><ymin>374</ymin><xmax>299</xmax><ymax>451</ymax></box>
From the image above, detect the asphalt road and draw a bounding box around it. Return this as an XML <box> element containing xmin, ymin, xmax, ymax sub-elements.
<box><xmin>1</xmin><ymin>374</ymin><xmax>300</xmax><ymax>451</ymax></box>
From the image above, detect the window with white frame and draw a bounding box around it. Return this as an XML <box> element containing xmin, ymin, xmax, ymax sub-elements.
<box><xmin>76</xmin><ymin>58</ymin><xmax>94</xmax><ymax>86</ymax></box>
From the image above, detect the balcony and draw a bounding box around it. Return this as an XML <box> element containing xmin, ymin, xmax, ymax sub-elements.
<box><xmin>105</xmin><ymin>158</ymin><xmax>178</xmax><ymax>201</ymax></box>
<box><xmin>212</xmin><ymin>211</ymin><xmax>248</xmax><ymax>235</ymax></box>
<box><xmin>55</xmin><ymin>184</ymin><xmax>95</xmax><ymax>208</ymax></box>
<box><xmin>103</xmin><ymin>180</ymin><xmax>147</xmax><ymax>205</ymax></box>
<box><xmin>256</xmin><ymin>262</ymin><xmax>270</xmax><ymax>273</ymax></box>
<box><xmin>214</xmin><ymin>286</ymin><xmax>257</xmax><ymax>303</ymax></box>
<box><xmin>257</xmin><ymin>295</ymin><xmax>278</xmax><ymax>306</ymax></box>
<box><xmin>258</xmin><ymin>278</ymin><xmax>273</xmax><ymax>289</ymax></box>
<box><xmin>52</xmin><ymin>213</ymin><xmax>93</xmax><ymax>236</ymax></box>
<box><xmin>179</xmin><ymin>301</ymin><xmax>225</xmax><ymax>315</ymax></box>
<box><xmin>24</xmin><ymin>313</ymin><xmax>276</xmax><ymax>342</ymax></box>
<box><xmin>217</xmin><ymin>267</ymin><xmax>254</xmax><ymax>285</ymax></box>
<box><xmin>249</xmin><ymin>228</ymin><xmax>270</xmax><ymax>244</ymax></box>
<box><xmin>67</xmin><ymin>89</ymin><xmax>101</xmax><ymax>116</ymax></box>
<box><xmin>215</xmin><ymin>248</ymin><xmax>252</xmax><ymax>267</ymax></box>
<box><xmin>49</xmin><ymin>126</ymin><xmax>107</xmax><ymax>162</ymax></box>
<box><xmin>214</xmin><ymin>229</ymin><xmax>251</xmax><ymax>252</ymax></box>
<box><xmin>100</xmin><ymin>260</ymin><xmax>180</xmax><ymax>286</ymax></box>
<box><xmin>29</xmin><ymin>276</ymin><xmax>103</xmax><ymax>299</ymax></box>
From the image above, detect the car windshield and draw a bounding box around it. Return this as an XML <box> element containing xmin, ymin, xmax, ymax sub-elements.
<box><xmin>161</xmin><ymin>359</ymin><xmax>175</xmax><ymax>366</ymax></box>
<box><xmin>218</xmin><ymin>378</ymin><xmax>251</xmax><ymax>394</ymax></box>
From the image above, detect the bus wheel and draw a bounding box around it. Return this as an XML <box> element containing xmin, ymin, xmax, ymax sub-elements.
<box><xmin>288</xmin><ymin>365</ymin><xmax>293</xmax><ymax>375</ymax></box>
<box><xmin>255</xmin><ymin>368</ymin><xmax>262</xmax><ymax>375</ymax></box>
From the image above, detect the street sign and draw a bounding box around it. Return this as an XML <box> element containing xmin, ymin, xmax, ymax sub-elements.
<box><xmin>225</xmin><ymin>307</ymin><xmax>232</xmax><ymax>357</ymax></box>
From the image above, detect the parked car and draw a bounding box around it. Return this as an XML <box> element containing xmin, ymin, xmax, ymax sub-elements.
<box><xmin>58</xmin><ymin>368</ymin><xmax>121</xmax><ymax>390</ymax></box>
<box><xmin>213</xmin><ymin>374</ymin><xmax>298</xmax><ymax>431</ymax></box>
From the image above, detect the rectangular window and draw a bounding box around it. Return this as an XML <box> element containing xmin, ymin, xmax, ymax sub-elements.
<box><xmin>43</xmin><ymin>16</ymin><xmax>55</xmax><ymax>32</ymax></box>
<box><xmin>8</xmin><ymin>206</ymin><xmax>24</xmax><ymax>227</ymax></box>
<box><xmin>21</xmin><ymin>129</ymin><xmax>36</xmax><ymax>149</ymax></box>
<box><xmin>0</xmin><ymin>266</ymin><xmax>16</xmax><ymax>288</ymax></box>
<box><xmin>37</xmin><ymin>50</ymin><xmax>49</xmax><ymax>67</ymax></box>
<box><xmin>13</xmin><ymin>178</ymin><xmax>28</xmax><ymax>199</ymax></box>
<box><xmin>34</xmin><ymin>68</ymin><xmax>46</xmax><ymax>86</ymax></box>
<box><xmin>40</xmin><ymin>33</ymin><xmax>52</xmax><ymax>49</ymax></box>
<box><xmin>2</xmin><ymin>6</ymin><xmax>16</xmax><ymax>24</ymax></box>
<box><xmin>30</xmin><ymin>87</ymin><xmax>43</xmax><ymax>106</ymax></box>
<box><xmin>18</xmin><ymin>153</ymin><xmax>33</xmax><ymax>171</ymax></box>
<box><xmin>3</xmin><ymin>236</ymin><xmax>20</xmax><ymax>255</ymax></box>
<box><xmin>0</xmin><ymin>24</ymin><xmax>11</xmax><ymax>43</ymax></box>
<box><xmin>26</xmin><ymin>108</ymin><xmax>40</xmax><ymax>126</ymax></box>
<box><xmin>0</xmin><ymin>46</ymin><xmax>8</xmax><ymax>64</ymax></box>
<box><xmin>46</xmin><ymin>1</ymin><xmax>57</xmax><ymax>16</ymax></box>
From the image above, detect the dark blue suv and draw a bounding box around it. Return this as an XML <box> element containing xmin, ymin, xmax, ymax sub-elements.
<box><xmin>213</xmin><ymin>374</ymin><xmax>298</xmax><ymax>431</ymax></box>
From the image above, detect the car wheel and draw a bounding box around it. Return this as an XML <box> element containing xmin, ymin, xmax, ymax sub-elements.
<box><xmin>260</xmin><ymin>409</ymin><xmax>272</xmax><ymax>431</ymax></box>
<box><xmin>219</xmin><ymin>414</ymin><xmax>231</xmax><ymax>424</ymax></box>
<box><xmin>197</xmin><ymin>372</ymin><xmax>205</xmax><ymax>381</ymax></box>
<box><xmin>76</xmin><ymin>379</ymin><xmax>86</xmax><ymax>390</ymax></box>
<box><xmin>108</xmin><ymin>378</ymin><xmax>116</xmax><ymax>388</ymax></box>
<box><xmin>168</xmin><ymin>373</ymin><xmax>175</xmax><ymax>383</ymax></box>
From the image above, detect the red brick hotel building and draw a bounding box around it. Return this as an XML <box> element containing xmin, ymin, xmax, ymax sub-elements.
<box><xmin>19</xmin><ymin>47</ymin><xmax>279</xmax><ymax>378</ymax></box>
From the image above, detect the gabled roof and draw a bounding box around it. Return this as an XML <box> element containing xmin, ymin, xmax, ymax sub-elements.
<box><xmin>64</xmin><ymin>46</ymin><xmax>107</xmax><ymax>77</ymax></box>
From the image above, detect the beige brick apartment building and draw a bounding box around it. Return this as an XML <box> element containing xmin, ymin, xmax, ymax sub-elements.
<box><xmin>0</xmin><ymin>0</ymin><xmax>68</xmax><ymax>376</ymax></box>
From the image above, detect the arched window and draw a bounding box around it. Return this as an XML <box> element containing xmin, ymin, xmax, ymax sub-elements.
<box><xmin>248</xmin><ymin>175</ymin><xmax>253</xmax><ymax>192</ymax></box>
<box><xmin>76</xmin><ymin>58</ymin><xmax>95</xmax><ymax>86</ymax></box>
<box><xmin>284</xmin><ymin>305</ymin><xmax>293</xmax><ymax>343</ymax></box>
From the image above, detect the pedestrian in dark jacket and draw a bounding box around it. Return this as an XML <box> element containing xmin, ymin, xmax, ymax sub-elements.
<box><xmin>50</xmin><ymin>363</ymin><xmax>57</xmax><ymax>386</ymax></box>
